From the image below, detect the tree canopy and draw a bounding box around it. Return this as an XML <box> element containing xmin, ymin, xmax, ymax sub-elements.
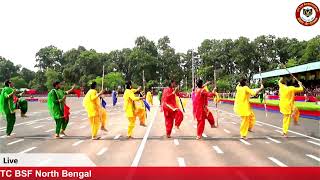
<box><xmin>0</xmin><ymin>35</ymin><xmax>319</xmax><ymax>92</ymax></box>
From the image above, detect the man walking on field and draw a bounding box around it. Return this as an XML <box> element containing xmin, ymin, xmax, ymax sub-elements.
<box><xmin>278</xmin><ymin>77</ymin><xmax>304</xmax><ymax>137</ymax></box>
<box><xmin>234</xmin><ymin>79</ymin><xmax>264</xmax><ymax>139</ymax></box>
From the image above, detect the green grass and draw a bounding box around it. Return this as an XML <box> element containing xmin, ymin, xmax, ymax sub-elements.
<box><xmin>223</xmin><ymin>98</ymin><xmax>320</xmax><ymax>111</ymax></box>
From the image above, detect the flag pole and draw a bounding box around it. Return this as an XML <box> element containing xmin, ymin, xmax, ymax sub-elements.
<box><xmin>214</xmin><ymin>67</ymin><xmax>218</xmax><ymax>127</ymax></box>
<box><xmin>259</xmin><ymin>66</ymin><xmax>268</xmax><ymax>118</ymax></box>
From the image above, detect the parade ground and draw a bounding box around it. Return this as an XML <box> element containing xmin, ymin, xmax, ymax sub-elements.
<box><xmin>0</xmin><ymin>97</ymin><xmax>319</xmax><ymax>167</ymax></box>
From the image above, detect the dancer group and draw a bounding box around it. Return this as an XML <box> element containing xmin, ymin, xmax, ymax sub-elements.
<box><xmin>0</xmin><ymin>75</ymin><xmax>304</xmax><ymax>140</ymax></box>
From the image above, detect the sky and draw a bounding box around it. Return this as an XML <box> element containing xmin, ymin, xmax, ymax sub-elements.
<box><xmin>0</xmin><ymin>0</ymin><xmax>319</xmax><ymax>70</ymax></box>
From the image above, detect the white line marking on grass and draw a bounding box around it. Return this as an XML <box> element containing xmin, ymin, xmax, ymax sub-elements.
<box><xmin>45</xmin><ymin>129</ymin><xmax>55</xmax><ymax>132</ymax></box>
<box><xmin>268</xmin><ymin>157</ymin><xmax>287</xmax><ymax>167</ymax></box>
<box><xmin>72</xmin><ymin>140</ymin><xmax>84</xmax><ymax>146</ymax></box>
<box><xmin>131</xmin><ymin>110</ymin><xmax>158</xmax><ymax>167</ymax></box>
<box><xmin>174</xmin><ymin>139</ymin><xmax>179</xmax><ymax>145</ymax></box>
<box><xmin>114</xmin><ymin>134</ymin><xmax>121</xmax><ymax>140</ymax></box>
<box><xmin>266</xmin><ymin>136</ymin><xmax>281</xmax><ymax>144</ymax></box>
<box><xmin>177</xmin><ymin>157</ymin><xmax>186</xmax><ymax>167</ymax></box>
<box><xmin>19</xmin><ymin>147</ymin><xmax>37</xmax><ymax>154</ymax></box>
<box><xmin>96</xmin><ymin>147</ymin><xmax>108</xmax><ymax>156</ymax></box>
<box><xmin>34</xmin><ymin>125</ymin><xmax>44</xmax><ymax>129</ymax></box>
<box><xmin>306</xmin><ymin>154</ymin><xmax>320</xmax><ymax>162</ymax></box>
<box><xmin>224</xmin><ymin>129</ymin><xmax>231</xmax><ymax>134</ymax></box>
<box><xmin>307</xmin><ymin>141</ymin><xmax>320</xmax><ymax>147</ymax></box>
<box><xmin>7</xmin><ymin>139</ymin><xmax>24</xmax><ymax>145</ymax></box>
<box><xmin>240</xmin><ymin>139</ymin><xmax>251</xmax><ymax>145</ymax></box>
<box><xmin>212</xmin><ymin>146</ymin><xmax>224</xmax><ymax>154</ymax></box>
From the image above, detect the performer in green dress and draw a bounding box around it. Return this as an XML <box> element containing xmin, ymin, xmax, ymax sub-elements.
<box><xmin>0</xmin><ymin>80</ymin><xmax>17</xmax><ymax>137</ymax></box>
<box><xmin>47</xmin><ymin>81</ymin><xmax>75</xmax><ymax>138</ymax></box>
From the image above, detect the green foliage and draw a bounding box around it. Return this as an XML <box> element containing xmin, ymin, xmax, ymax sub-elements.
<box><xmin>10</xmin><ymin>76</ymin><xmax>28</xmax><ymax>89</ymax></box>
<box><xmin>45</xmin><ymin>68</ymin><xmax>62</xmax><ymax>90</ymax></box>
<box><xmin>1</xmin><ymin>35</ymin><xmax>319</xmax><ymax>93</ymax></box>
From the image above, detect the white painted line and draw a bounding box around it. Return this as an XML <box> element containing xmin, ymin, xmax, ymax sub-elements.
<box><xmin>26</xmin><ymin>122</ymin><xmax>35</xmax><ymax>125</ymax></box>
<box><xmin>212</xmin><ymin>146</ymin><xmax>224</xmax><ymax>154</ymax></box>
<box><xmin>131</xmin><ymin>110</ymin><xmax>158</xmax><ymax>167</ymax></box>
<box><xmin>218</xmin><ymin>109</ymin><xmax>320</xmax><ymax>142</ymax></box>
<box><xmin>81</xmin><ymin>118</ymin><xmax>87</xmax><ymax>121</ymax></box>
<box><xmin>231</xmin><ymin>122</ymin><xmax>236</xmax><ymax>124</ymax></box>
<box><xmin>174</xmin><ymin>139</ymin><xmax>179</xmax><ymax>145</ymax></box>
<box><xmin>0</xmin><ymin>133</ymin><xmax>15</xmax><ymax>138</ymax></box>
<box><xmin>96</xmin><ymin>147</ymin><xmax>108</xmax><ymax>156</ymax></box>
<box><xmin>0</xmin><ymin>129</ymin><xmax>6</xmax><ymax>132</ymax></box>
<box><xmin>19</xmin><ymin>147</ymin><xmax>37</xmax><ymax>154</ymax></box>
<box><xmin>265</xmin><ymin>141</ymin><xmax>270</xmax><ymax>144</ymax></box>
<box><xmin>256</xmin><ymin>121</ymin><xmax>320</xmax><ymax>142</ymax></box>
<box><xmin>72</xmin><ymin>140</ymin><xmax>84</xmax><ymax>146</ymax></box>
<box><xmin>240</xmin><ymin>139</ymin><xmax>251</xmax><ymax>145</ymax></box>
<box><xmin>307</xmin><ymin>141</ymin><xmax>320</xmax><ymax>147</ymax></box>
<box><xmin>172</xmin><ymin>129</ymin><xmax>176</xmax><ymax>134</ymax></box>
<box><xmin>268</xmin><ymin>157</ymin><xmax>287</xmax><ymax>167</ymax></box>
<box><xmin>114</xmin><ymin>134</ymin><xmax>121</xmax><ymax>140</ymax></box>
<box><xmin>7</xmin><ymin>139</ymin><xmax>24</xmax><ymax>145</ymax></box>
<box><xmin>177</xmin><ymin>157</ymin><xmax>186</xmax><ymax>167</ymax></box>
<box><xmin>255</xmin><ymin>123</ymin><xmax>263</xmax><ymax>126</ymax></box>
<box><xmin>45</xmin><ymin>129</ymin><xmax>55</xmax><ymax>132</ymax></box>
<box><xmin>266</xmin><ymin>136</ymin><xmax>281</xmax><ymax>144</ymax></box>
<box><xmin>79</xmin><ymin>125</ymin><xmax>86</xmax><ymax>129</ymax></box>
<box><xmin>69</xmin><ymin>122</ymin><xmax>74</xmax><ymax>125</ymax></box>
<box><xmin>306</xmin><ymin>154</ymin><xmax>320</xmax><ymax>162</ymax></box>
<box><xmin>202</xmin><ymin>134</ymin><xmax>207</xmax><ymax>138</ymax></box>
<box><xmin>275</xmin><ymin>129</ymin><xmax>282</xmax><ymax>134</ymax></box>
<box><xmin>224</xmin><ymin>129</ymin><xmax>231</xmax><ymax>134</ymax></box>
<box><xmin>34</xmin><ymin>125</ymin><xmax>44</xmax><ymax>129</ymax></box>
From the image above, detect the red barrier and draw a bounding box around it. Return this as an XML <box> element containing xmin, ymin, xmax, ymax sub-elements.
<box><xmin>0</xmin><ymin>167</ymin><xmax>319</xmax><ymax>180</ymax></box>
<box><xmin>267</xmin><ymin>95</ymin><xmax>318</xmax><ymax>102</ymax></box>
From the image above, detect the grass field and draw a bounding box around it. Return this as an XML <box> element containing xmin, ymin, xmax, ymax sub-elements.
<box><xmin>222</xmin><ymin>98</ymin><xmax>320</xmax><ymax>111</ymax></box>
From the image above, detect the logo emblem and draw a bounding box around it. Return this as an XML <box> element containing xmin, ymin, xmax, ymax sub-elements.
<box><xmin>296</xmin><ymin>2</ymin><xmax>320</xmax><ymax>26</ymax></box>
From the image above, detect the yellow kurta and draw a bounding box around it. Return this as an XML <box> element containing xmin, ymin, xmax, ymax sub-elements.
<box><xmin>234</xmin><ymin>85</ymin><xmax>256</xmax><ymax>116</ymax></box>
<box><xmin>134</xmin><ymin>100</ymin><xmax>146</xmax><ymax>124</ymax></box>
<box><xmin>83</xmin><ymin>89</ymin><xmax>100</xmax><ymax>117</ymax></box>
<box><xmin>279</xmin><ymin>81</ymin><xmax>303</xmax><ymax>115</ymax></box>
<box><xmin>146</xmin><ymin>92</ymin><xmax>153</xmax><ymax>105</ymax></box>
<box><xmin>123</xmin><ymin>89</ymin><xmax>140</xmax><ymax>118</ymax></box>
<box><xmin>83</xmin><ymin>89</ymin><xmax>101</xmax><ymax>138</ymax></box>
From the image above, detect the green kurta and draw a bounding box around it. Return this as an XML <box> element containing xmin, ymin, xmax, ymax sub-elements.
<box><xmin>47</xmin><ymin>89</ymin><xmax>68</xmax><ymax>135</ymax></box>
<box><xmin>0</xmin><ymin>87</ymin><xmax>16</xmax><ymax>135</ymax></box>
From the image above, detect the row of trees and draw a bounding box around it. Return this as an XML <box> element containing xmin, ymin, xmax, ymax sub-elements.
<box><xmin>0</xmin><ymin>35</ymin><xmax>319</xmax><ymax>92</ymax></box>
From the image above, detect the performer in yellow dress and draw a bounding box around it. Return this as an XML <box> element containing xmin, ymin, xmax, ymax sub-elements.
<box><xmin>234</xmin><ymin>79</ymin><xmax>264</xmax><ymax>139</ymax></box>
<box><xmin>146</xmin><ymin>90</ymin><xmax>153</xmax><ymax>105</ymax></box>
<box><xmin>134</xmin><ymin>93</ymin><xmax>147</xmax><ymax>127</ymax></box>
<box><xmin>83</xmin><ymin>82</ymin><xmax>105</xmax><ymax>140</ymax></box>
<box><xmin>123</xmin><ymin>81</ymin><xmax>144</xmax><ymax>138</ymax></box>
<box><xmin>278</xmin><ymin>77</ymin><xmax>303</xmax><ymax>137</ymax></box>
